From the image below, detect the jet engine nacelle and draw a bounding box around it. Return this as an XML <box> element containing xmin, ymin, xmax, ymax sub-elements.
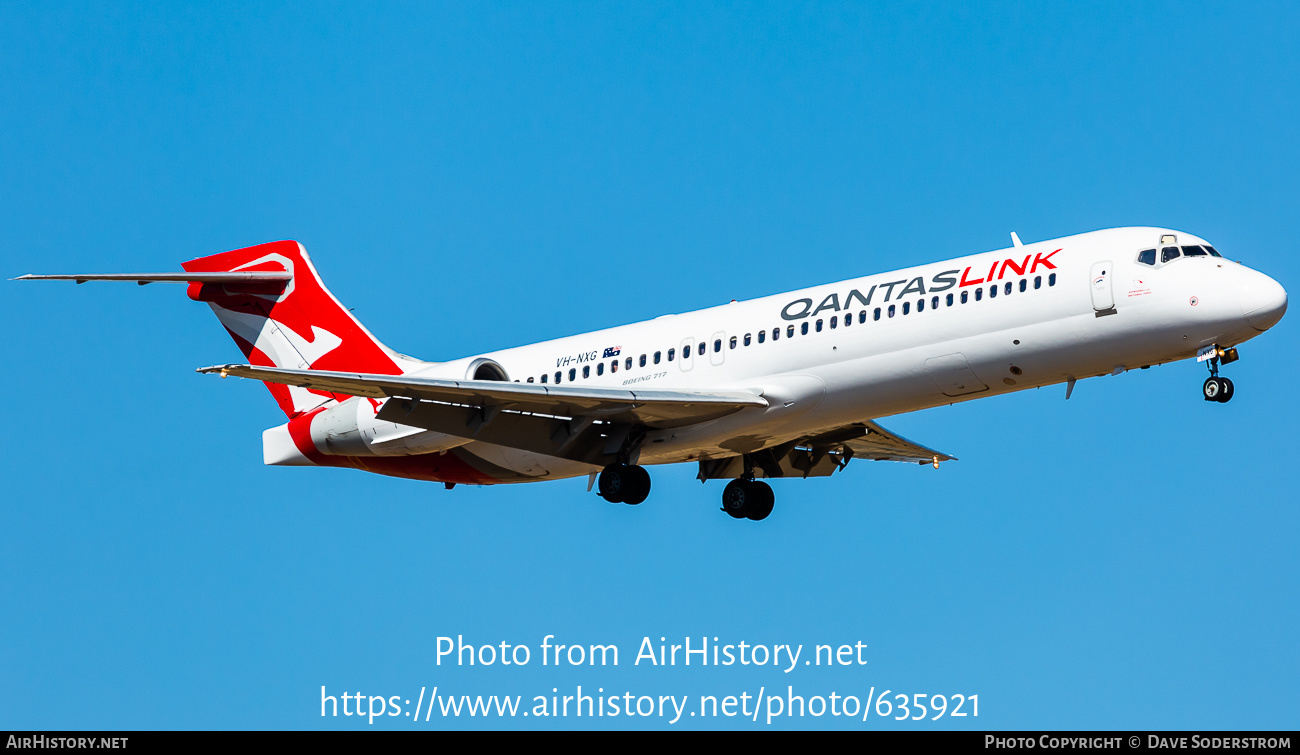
<box><xmin>262</xmin><ymin>397</ymin><xmax>468</xmax><ymax>465</ymax></box>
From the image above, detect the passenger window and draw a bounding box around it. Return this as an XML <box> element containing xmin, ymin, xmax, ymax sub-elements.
<box><xmin>1005</xmin><ymin>282</ymin><xmax>1012</xmax><ymax>295</ymax></box>
<box><xmin>1137</xmin><ymin>249</ymin><xmax>1157</xmax><ymax>265</ymax></box>
<box><xmin>583</xmin><ymin>366</ymin><xmax>590</xmax><ymax>378</ymax></box>
<box><xmin>729</xmin><ymin>336</ymin><xmax>737</xmax><ymax>349</ymax></box>
<box><xmin>975</xmin><ymin>288</ymin><xmax>983</xmax><ymax>301</ymax></box>
<box><xmin>653</xmin><ymin>351</ymin><xmax>661</xmax><ymax>364</ymax></box>
<box><xmin>597</xmin><ymin>363</ymin><xmax>604</xmax><ymax>376</ymax></box>
<box><xmin>611</xmin><ymin>360</ymin><xmax>618</xmax><ymax>373</ymax></box>
<box><xmin>1034</xmin><ymin>276</ymin><xmax>1042</xmax><ymax>289</ymax></box>
<box><xmin>946</xmin><ymin>293</ymin><xmax>953</xmax><ymax>306</ymax></box>
<box><xmin>1182</xmin><ymin>245</ymin><xmax>1208</xmax><ymax>257</ymax></box>
<box><xmin>961</xmin><ymin>290</ymin><xmax>969</xmax><ymax>303</ymax></box>
<box><xmin>758</xmin><ymin>330</ymin><xmax>766</xmax><ymax>343</ymax></box>
<box><xmin>800</xmin><ymin>322</ymin><xmax>809</xmax><ymax>335</ymax></box>
<box><xmin>668</xmin><ymin>348</ymin><xmax>675</xmax><ymax>361</ymax></box>
<box><xmin>931</xmin><ymin>295</ymin><xmax>939</xmax><ymax>309</ymax></box>
<box><xmin>1161</xmin><ymin>246</ymin><xmax>1181</xmax><ymax>263</ymax></box>
<box><xmin>527</xmin><ymin>376</ymin><xmax>535</xmax><ymax>383</ymax></box>
<box><xmin>917</xmin><ymin>299</ymin><xmax>925</xmax><ymax>312</ymax></box>
<box><xmin>744</xmin><ymin>333</ymin><xmax>752</xmax><ymax>345</ymax></box>
<box><xmin>873</xmin><ymin>307</ymin><xmax>881</xmax><ymax>321</ymax></box>
<box><xmin>773</xmin><ymin>327</ymin><xmax>780</xmax><ymax>341</ymax></box>
<box><xmin>989</xmin><ymin>285</ymin><xmax>997</xmax><ymax>298</ymax></box>
<box><xmin>1049</xmin><ymin>273</ymin><xmax>1057</xmax><ymax>286</ymax></box>
<box><xmin>830</xmin><ymin>316</ymin><xmax>838</xmax><ymax>329</ymax></box>
<box><xmin>815</xmin><ymin>319</ymin><xmax>823</xmax><ymax>332</ymax></box>
<box><xmin>902</xmin><ymin>302</ymin><xmax>910</xmax><ymax>315</ymax></box>
<box><xmin>888</xmin><ymin>304</ymin><xmax>896</xmax><ymax>318</ymax></box>
<box><xmin>859</xmin><ymin>310</ymin><xmax>867</xmax><ymax>324</ymax></box>
<box><xmin>698</xmin><ymin>343</ymin><xmax>706</xmax><ymax>356</ymax></box>
<box><xmin>541</xmin><ymin>374</ymin><xmax>548</xmax><ymax>383</ymax></box>
<box><xmin>639</xmin><ymin>354</ymin><xmax>647</xmax><ymax>367</ymax></box>
<box><xmin>713</xmin><ymin>339</ymin><xmax>722</xmax><ymax>352</ymax></box>
<box><xmin>627</xmin><ymin>356</ymin><xmax>634</xmax><ymax>369</ymax></box>
<box><xmin>569</xmin><ymin>368</ymin><xmax>576</xmax><ymax>381</ymax></box>
<box><xmin>842</xmin><ymin>314</ymin><xmax>850</xmax><ymax>327</ymax></box>
<box><xmin>786</xmin><ymin>325</ymin><xmax>794</xmax><ymax>338</ymax></box>
<box><xmin>555</xmin><ymin>371</ymin><xmax>562</xmax><ymax>384</ymax></box>
<box><xmin>1019</xmin><ymin>279</ymin><xmax>1026</xmax><ymax>292</ymax></box>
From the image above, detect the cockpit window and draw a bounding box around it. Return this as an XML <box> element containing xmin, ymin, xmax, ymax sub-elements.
<box><xmin>1182</xmin><ymin>245</ymin><xmax>1208</xmax><ymax>257</ymax></box>
<box><xmin>1205</xmin><ymin>245</ymin><xmax>1222</xmax><ymax>257</ymax></box>
<box><xmin>1137</xmin><ymin>249</ymin><xmax>1156</xmax><ymax>266</ymax></box>
<box><xmin>1161</xmin><ymin>246</ymin><xmax>1181</xmax><ymax>263</ymax></box>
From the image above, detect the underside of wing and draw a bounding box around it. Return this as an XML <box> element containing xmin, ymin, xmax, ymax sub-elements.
<box><xmin>827</xmin><ymin>421</ymin><xmax>956</xmax><ymax>464</ymax></box>
<box><xmin>696</xmin><ymin>420</ymin><xmax>956</xmax><ymax>480</ymax></box>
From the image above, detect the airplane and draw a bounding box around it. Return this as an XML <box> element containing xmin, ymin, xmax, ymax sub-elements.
<box><xmin>17</xmin><ymin>226</ymin><xmax>1287</xmax><ymax>521</ymax></box>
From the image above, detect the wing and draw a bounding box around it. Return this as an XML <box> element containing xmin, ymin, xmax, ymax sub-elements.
<box><xmin>697</xmin><ymin>420</ymin><xmax>955</xmax><ymax>480</ymax></box>
<box><xmin>198</xmin><ymin>364</ymin><xmax>766</xmax><ymax>429</ymax></box>
<box><xmin>816</xmin><ymin>421</ymin><xmax>955</xmax><ymax>464</ymax></box>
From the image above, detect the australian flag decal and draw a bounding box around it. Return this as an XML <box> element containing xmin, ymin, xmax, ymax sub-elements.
<box><xmin>602</xmin><ymin>346</ymin><xmax>621</xmax><ymax>358</ymax></box>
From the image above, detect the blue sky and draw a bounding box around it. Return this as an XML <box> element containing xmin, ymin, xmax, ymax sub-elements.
<box><xmin>2</xmin><ymin>1</ymin><xmax>1297</xmax><ymax>730</ymax></box>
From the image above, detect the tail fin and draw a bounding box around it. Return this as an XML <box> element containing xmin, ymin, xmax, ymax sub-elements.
<box><xmin>183</xmin><ymin>240</ymin><xmax>406</xmax><ymax>417</ymax></box>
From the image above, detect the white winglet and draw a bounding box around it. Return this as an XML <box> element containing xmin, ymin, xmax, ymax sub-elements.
<box><xmin>1011</xmin><ymin>232</ymin><xmax>1023</xmax><ymax>247</ymax></box>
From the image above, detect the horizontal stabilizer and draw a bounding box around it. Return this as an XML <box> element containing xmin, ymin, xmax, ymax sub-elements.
<box><xmin>14</xmin><ymin>272</ymin><xmax>291</xmax><ymax>286</ymax></box>
<box><xmin>198</xmin><ymin>363</ymin><xmax>768</xmax><ymax>429</ymax></box>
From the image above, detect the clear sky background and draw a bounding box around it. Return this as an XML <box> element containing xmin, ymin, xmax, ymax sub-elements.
<box><xmin>2</xmin><ymin>2</ymin><xmax>1297</xmax><ymax>730</ymax></box>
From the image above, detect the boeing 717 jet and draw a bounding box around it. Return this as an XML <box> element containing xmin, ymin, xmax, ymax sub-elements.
<box><xmin>19</xmin><ymin>227</ymin><xmax>1286</xmax><ymax>520</ymax></box>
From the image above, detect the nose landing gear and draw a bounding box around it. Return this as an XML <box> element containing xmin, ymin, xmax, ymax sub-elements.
<box><xmin>1201</xmin><ymin>346</ymin><xmax>1238</xmax><ymax>403</ymax></box>
<box><xmin>1203</xmin><ymin>376</ymin><xmax>1234</xmax><ymax>402</ymax></box>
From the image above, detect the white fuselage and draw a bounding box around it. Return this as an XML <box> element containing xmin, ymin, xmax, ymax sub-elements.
<box><xmin>305</xmin><ymin>227</ymin><xmax>1286</xmax><ymax>482</ymax></box>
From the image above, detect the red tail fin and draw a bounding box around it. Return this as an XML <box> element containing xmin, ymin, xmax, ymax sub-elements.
<box><xmin>183</xmin><ymin>241</ymin><xmax>403</xmax><ymax>417</ymax></box>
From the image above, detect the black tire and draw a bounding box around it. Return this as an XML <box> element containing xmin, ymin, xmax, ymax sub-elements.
<box><xmin>746</xmin><ymin>481</ymin><xmax>774</xmax><ymax>521</ymax></box>
<box><xmin>1202</xmin><ymin>377</ymin><xmax>1222</xmax><ymax>402</ymax></box>
<box><xmin>1217</xmin><ymin>377</ymin><xmax>1235</xmax><ymax>403</ymax></box>
<box><xmin>622</xmin><ymin>465</ymin><xmax>651</xmax><ymax>505</ymax></box>
<box><xmin>721</xmin><ymin>479</ymin><xmax>750</xmax><ymax>518</ymax></box>
<box><xmin>598</xmin><ymin>464</ymin><xmax>627</xmax><ymax>503</ymax></box>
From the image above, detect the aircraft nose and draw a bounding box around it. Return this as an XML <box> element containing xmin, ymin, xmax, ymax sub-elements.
<box><xmin>1241</xmin><ymin>271</ymin><xmax>1288</xmax><ymax>331</ymax></box>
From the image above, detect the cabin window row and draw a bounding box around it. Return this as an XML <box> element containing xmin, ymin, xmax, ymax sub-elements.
<box><xmin>524</xmin><ymin>273</ymin><xmax>1057</xmax><ymax>383</ymax></box>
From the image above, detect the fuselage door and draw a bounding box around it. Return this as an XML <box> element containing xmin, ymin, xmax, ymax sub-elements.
<box><xmin>1090</xmin><ymin>260</ymin><xmax>1115</xmax><ymax>312</ymax></box>
<box><xmin>709</xmin><ymin>331</ymin><xmax>726</xmax><ymax>367</ymax></box>
<box><xmin>924</xmin><ymin>353</ymin><xmax>988</xmax><ymax>397</ymax></box>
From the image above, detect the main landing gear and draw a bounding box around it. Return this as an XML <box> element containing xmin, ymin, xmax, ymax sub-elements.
<box><xmin>721</xmin><ymin>478</ymin><xmax>774</xmax><ymax>521</ymax></box>
<box><xmin>1203</xmin><ymin>346</ymin><xmax>1239</xmax><ymax>404</ymax></box>
<box><xmin>598</xmin><ymin>463</ymin><xmax>651</xmax><ymax>505</ymax></box>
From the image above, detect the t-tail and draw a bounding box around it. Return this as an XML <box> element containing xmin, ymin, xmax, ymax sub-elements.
<box><xmin>18</xmin><ymin>240</ymin><xmax>421</xmax><ymax>418</ymax></box>
<box><xmin>182</xmin><ymin>240</ymin><xmax>417</xmax><ymax>416</ymax></box>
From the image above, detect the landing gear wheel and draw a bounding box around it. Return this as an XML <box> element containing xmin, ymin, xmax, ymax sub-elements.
<box><xmin>1217</xmin><ymin>377</ymin><xmax>1234</xmax><ymax>403</ymax></box>
<box><xmin>598</xmin><ymin>464</ymin><xmax>629</xmax><ymax>503</ymax></box>
<box><xmin>1203</xmin><ymin>377</ymin><xmax>1224</xmax><ymax>402</ymax></box>
<box><xmin>598</xmin><ymin>463</ymin><xmax>651</xmax><ymax>504</ymax></box>
<box><xmin>746</xmin><ymin>481</ymin><xmax>774</xmax><ymax>521</ymax></box>
<box><xmin>721</xmin><ymin>479</ymin><xmax>751</xmax><ymax>519</ymax></box>
<box><xmin>622</xmin><ymin>465</ymin><xmax>651</xmax><ymax>505</ymax></box>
